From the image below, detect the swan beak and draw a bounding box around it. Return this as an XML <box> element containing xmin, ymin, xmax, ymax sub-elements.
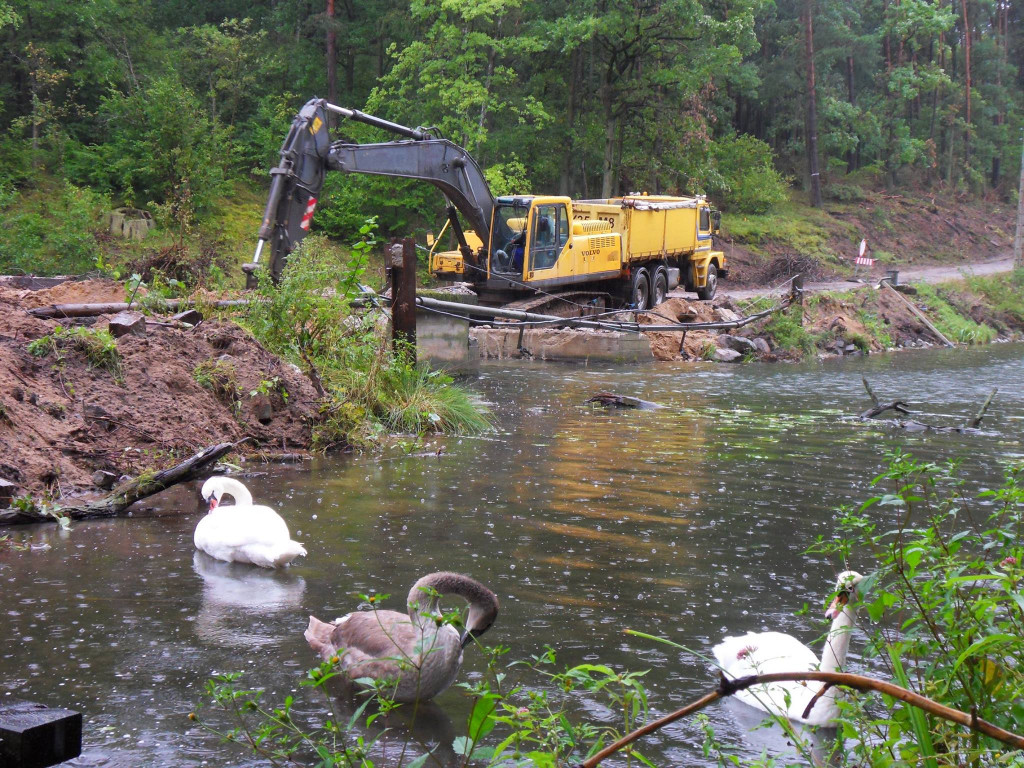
<box><xmin>460</xmin><ymin>630</ymin><xmax>473</xmax><ymax>649</ymax></box>
<box><xmin>825</xmin><ymin>591</ymin><xmax>848</xmax><ymax>619</ymax></box>
<box><xmin>208</xmin><ymin>496</ymin><xmax>219</xmax><ymax>512</ymax></box>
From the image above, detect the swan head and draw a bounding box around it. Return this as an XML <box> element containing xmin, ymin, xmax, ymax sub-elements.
<box><xmin>201</xmin><ymin>476</ymin><xmax>229</xmax><ymax>512</ymax></box>
<box><xmin>825</xmin><ymin>570</ymin><xmax>864</xmax><ymax>619</ymax></box>
<box><xmin>461</xmin><ymin>599</ymin><xmax>500</xmax><ymax>649</ymax></box>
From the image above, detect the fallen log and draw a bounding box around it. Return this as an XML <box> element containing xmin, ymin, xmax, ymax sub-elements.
<box><xmin>26</xmin><ymin>299</ymin><xmax>250</xmax><ymax>319</ymax></box>
<box><xmin>0</xmin><ymin>441</ymin><xmax>235</xmax><ymax>526</ymax></box>
<box><xmin>586</xmin><ymin>393</ymin><xmax>665</xmax><ymax>410</ymax></box>
<box><xmin>859</xmin><ymin>379</ymin><xmax>997</xmax><ymax>433</ymax></box>
<box><xmin>880</xmin><ymin>281</ymin><xmax>954</xmax><ymax>347</ymax></box>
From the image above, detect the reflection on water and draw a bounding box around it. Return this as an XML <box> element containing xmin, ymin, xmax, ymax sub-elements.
<box><xmin>192</xmin><ymin>551</ymin><xmax>306</xmax><ymax>648</ymax></box>
<box><xmin>1</xmin><ymin>344</ymin><xmax>1022</xmax><ymax>766</ymax></box>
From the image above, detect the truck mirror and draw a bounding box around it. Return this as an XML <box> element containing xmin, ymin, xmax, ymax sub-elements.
<box><xmin>712</xmin><ymin>211</ymin><xmax>721</xmax><ymax>232</ymax></box>
<box><xmin>426</xmin><ymin>232</ymin><xmax>435</xmax><ymax>246</ymax></box>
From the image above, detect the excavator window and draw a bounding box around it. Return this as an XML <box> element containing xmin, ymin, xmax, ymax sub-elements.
<box><xmin>529</xmin><ymin>203</ymin><xmax>567</xmax><ymax>271</ymax></box>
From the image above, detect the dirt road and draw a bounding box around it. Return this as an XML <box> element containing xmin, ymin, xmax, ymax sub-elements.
<box><xmin>701</xmin><ymin>255</ymin><xmax>1017</xmax><ymax>302</ymax></box>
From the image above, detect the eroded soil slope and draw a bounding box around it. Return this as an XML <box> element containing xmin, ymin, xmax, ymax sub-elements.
<box><xmin>0</xmin><ymin>279</ymin><xmax>319</xmax><ymax>499</ymax></box>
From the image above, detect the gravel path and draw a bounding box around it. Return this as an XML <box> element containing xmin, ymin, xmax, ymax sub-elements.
<box><xmin>669</xmin><ymin>254</ymin><xmax>1017</xmax><ymax>303</ymax></box>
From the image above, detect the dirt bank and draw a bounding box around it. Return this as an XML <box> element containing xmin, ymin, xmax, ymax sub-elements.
<box><xmin>647</xmin><ymin>273</ymin><xmax>1023</xmax><ymax>362</ymax></box>
<box><xmin>0</xmin><ymin>279</ymin><xmax>320</xmax><ymax>501</ymax></box>
<box><xmin>719</xmin><ymin>188</ymin><xmax>1016</xmax><ymax>289</ymax></box>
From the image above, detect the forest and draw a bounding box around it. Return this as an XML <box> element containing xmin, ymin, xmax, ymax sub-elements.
<box><xmin>0</xmin><ymin>0</ymin><xmax>1022</xmax><ymax>274</ymax></box>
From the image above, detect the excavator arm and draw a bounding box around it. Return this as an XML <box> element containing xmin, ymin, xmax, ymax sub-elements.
<box><xmin>245</xmin><ymin>98</ymin><xmax>494</xmax><ymax>287</ymax></box>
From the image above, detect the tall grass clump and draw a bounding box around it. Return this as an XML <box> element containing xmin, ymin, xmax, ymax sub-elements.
<box><xmin>28</xmin><ymin>324</ymin><xmax>123</xmax><ymax>380</ymax></box>
<box><xmin>912</xmin><ymin>283</ymin><xmax>997</xmax><ymax>344</ymax></box>
<box><xmin>242</xmin><ymin>225</ymin><xmax>488</xmax><ymax>449</ymax></box>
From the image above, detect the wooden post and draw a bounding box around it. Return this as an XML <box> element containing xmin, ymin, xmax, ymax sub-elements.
<box><xmin>0</xmin><ymin>698</ymin><xmax>82</xmax><ymax>767</ymax></box>
<box><xmin>389</xmin><ymin>238</ymin><xmax>417</xmax><ymax>362</ymax></box>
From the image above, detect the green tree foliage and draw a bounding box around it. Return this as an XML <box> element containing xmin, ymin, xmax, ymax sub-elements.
<box><xmin>0</xmin><ymin>0</ymin><xmax>1020</xmax><ymax>242</ymax></box>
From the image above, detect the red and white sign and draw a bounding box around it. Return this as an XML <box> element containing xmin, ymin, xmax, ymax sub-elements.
<box><xmin>299</xmin><ymin>197</ymin><xmax>318</xmax><ymax>231</ymax></box>
<box><xmin>854</xmin><ymin>238</ymin><xmax>874</xmax><ymax>266</ymax></box>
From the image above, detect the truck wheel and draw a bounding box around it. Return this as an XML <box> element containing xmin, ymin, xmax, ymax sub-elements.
<box><xmin>696</xmin><ymin>263</ymin><xmax>718</xmax><ymax>301</ymax></box>
<box><xmin>651</xmin><ymin>266</ymin><xmax>668</xmax><ymax>307</ymax></box>
<box><xmin>629</xmin><ymin>268</ymin><xmax>651</xmax><ymax>310</ymax></box>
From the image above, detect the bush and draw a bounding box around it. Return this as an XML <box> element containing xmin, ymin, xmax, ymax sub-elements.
<box><xmin>710</xmin><ymin>134</ymin><xmax>789</xmax><ymax>213</ymax></box>
<box><xmin>242</xmin><ymin>227</ymin><xmax>488</xmax><ymax>449</ymax></box>
<box><xmin>811</xmin><ymin>453</ymin><xmax>1024</xmax><ymax>765</ymax></box>
<box><xmin>72</xmin><ymin>75</ymin><xmax>227</xmax><ymax>225</ymax></box>
<box><xmin>0</xmin><ymin>181</ymin><xmax>109</xmax><ymax>275</ymax></box>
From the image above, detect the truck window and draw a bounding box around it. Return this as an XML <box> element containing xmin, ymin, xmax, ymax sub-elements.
<box><xmin>529</xmin><ymin>203</ymin><xmax>566</xmax><ymax>271</ymax></box>
<box><xmin>699</xmin><ymin>207</ymin><xmax>710</xmax><ymax>232</ymax></box>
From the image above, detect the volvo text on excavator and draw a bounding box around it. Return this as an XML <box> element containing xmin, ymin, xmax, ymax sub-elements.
<box><xmin>248</xmin><ymin>98</ymin><xmax>728</xmax><ymax>310</ymax></box>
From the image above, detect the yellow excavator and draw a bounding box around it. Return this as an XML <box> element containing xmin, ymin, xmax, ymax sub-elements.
<box><xmin>248</xmin><ymin>98</ymin><xmax>727</xmax><ymax>310</ymax></box>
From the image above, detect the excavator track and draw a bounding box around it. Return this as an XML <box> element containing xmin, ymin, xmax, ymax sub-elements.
<box><xmin>499</xmin><ymin>291</ymin><xmax>612</xmax><ymax>318</ymax></box>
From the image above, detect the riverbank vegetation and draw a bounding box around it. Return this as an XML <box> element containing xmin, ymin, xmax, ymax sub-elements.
<box><xmin>194</xmin><ymin>452</ymin><xmax>1024</xmax><ymax>766</ymax></box>
<box><xmin>754</xmin><ymin>270</ymin><xmax>1024</xmax><ymax>360</ymax></box>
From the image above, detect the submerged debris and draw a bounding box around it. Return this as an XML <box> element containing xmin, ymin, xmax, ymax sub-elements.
<box><xmin>586</xmin><ymin>393</ymin><xmax>665</xmax><ymax>411</ymax></box>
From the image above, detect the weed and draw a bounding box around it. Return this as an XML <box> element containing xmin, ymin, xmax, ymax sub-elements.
<box><xmin>912</xmin><ymin>283</ymin><xmax>997</xmax><ymax>344</ymax></box>
<box><xmin>242</xmin><ymin>229</ymin><xmax>489</xmax><ymax>450</ymax></box>
<box><xmin>762</xmin><ymin>306</ymin><xmax>816</xmax><ymax>357</ymax></box>
<box><xmin>28</xmin><ymin>325</ymin><xmax>124</xmax><ymax>380</ymax></box>
<box><xmin>193</xmin><ymin>359</ymin><xmax>241</xmax><ymax>407</ymax></box>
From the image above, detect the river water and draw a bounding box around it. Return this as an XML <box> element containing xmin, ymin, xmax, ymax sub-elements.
<box><xmin>2</xmin><ymin>343</ymin><xmax>1022</xmax><ymax>766</ymax></box>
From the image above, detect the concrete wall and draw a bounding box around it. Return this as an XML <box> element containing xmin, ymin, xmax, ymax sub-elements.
<box><xmin>416</xmin><ymin>290</ymin><xmax>478</xmax><ymax>373</ymax></box>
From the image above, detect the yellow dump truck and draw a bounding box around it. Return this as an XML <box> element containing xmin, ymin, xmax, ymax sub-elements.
<box><xmin>430</xmin><ymin>193</ymin><xmax>726</xmax><ymax>309</ymax></box>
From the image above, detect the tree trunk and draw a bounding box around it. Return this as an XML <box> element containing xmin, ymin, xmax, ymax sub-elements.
<box><xmin>960</xmin><ymin>0</ymin><xmax>971</xmax><ymax>167</ymax></box>
<box><xmin>326</xmin><ymin>0</ymin><xmax>338</xmax><ymax>109</ymax></box>
<box><xmin>601</xmin><ymin>75</ymin><xmax>616</xmax><ymax>198</ymax></box>
<box><xmin>804</xmin><ymin>0</ymin><xmax>823</xmax><ymax>207</ymax></box>
<box><xmin>846</xmin><ymin>53</ymin><xmax>856</xmax><ymax>173</ymax></box>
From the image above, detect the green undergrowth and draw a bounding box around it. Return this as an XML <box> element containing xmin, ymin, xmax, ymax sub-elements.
<box><xmin>0</xmin><ymin>179</ymin><xmax>110</xmax><ymax>275</ymax></box>
<box><xmin>964</xmin><ymin>269</ymin><xmax>1024</xmax><ymax>326</ymax></box>
<box><xmin>241</xmin><ymin>228</ymin><xmax>489</xmax><ymax>450</ymax></box>
<box><xmin>723</xmin><ymin>199</ymin><xmax>837</xmax><ymax>259</ymax></box>
<box><xmin>912</xmin><ymin>282</ymin><xmax>998</xmax><ymax>344</ymax></box>
<box><xmin>28</xmin><ymin>325</ymin><xmax>123</xmax><ymax>380</ymax></box>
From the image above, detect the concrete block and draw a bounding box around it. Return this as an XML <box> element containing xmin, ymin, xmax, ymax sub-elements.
<box><xmin>107</xmin><ymin>311</ymin><xmax>146</xmax><ymax>338</ymax></box>
<box><xmin>0</xmin><ymin>698</ymin><xmax>82</xmax><ymax>768</ymax></box>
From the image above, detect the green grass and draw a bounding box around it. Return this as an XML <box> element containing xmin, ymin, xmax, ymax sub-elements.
<box><xmin>964</xmin><ymin>269</ymin><xmax>1024</xmax><ymax>325</ymax></box>
<box><xmin>722</xmin><ymin>199</ymin><xmax>837</xmax><ymax>260</ymax></box>
<box><xmin>912</xmin><ymin>283</ymin><xmax>998</xmax><ymax>344</ymax></box>
<box><xmin>28</xmin><ymin>325</ymin><xmax>124</xmax><ymax>379</ymax></box>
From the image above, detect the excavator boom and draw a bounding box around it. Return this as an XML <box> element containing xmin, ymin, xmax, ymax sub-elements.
<box><xmin>246</xmin><ymin>98</ymin><xmax>494</xmax><ymax>286</ymax></box>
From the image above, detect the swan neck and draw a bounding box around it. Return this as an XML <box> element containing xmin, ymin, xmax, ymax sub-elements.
<box><xmin>820</xmin><ymin>604</ymin><xmax>855</xmax><ymax>673</ymax></box>
<box><xmin>219</xmin><ymin>478</ymin><xmax>253</xmax><ymax>508</ymax></box>
<box><xmin>405</xmin><ymin>572</ymin><xmax>498</xmax><ymax>632</ymax></box>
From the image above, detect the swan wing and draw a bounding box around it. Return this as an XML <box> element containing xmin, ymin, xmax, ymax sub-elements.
<box><xmin>195</xmin><ymin>507</ymin><xmax>293</xmax><ymax>549</ymax></box>
<box><xmin>714</xmin><ymin>631</ymin><xmax>820</xmax><ymax>677</ymax></box>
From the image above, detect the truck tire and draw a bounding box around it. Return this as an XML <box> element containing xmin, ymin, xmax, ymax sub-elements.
<box><xmin>651</xmin><ymin>266</ymin><xmax>668</xmax><ymax>307</ymax></box>
<box><xmin>696</xmin><ymin>263</ymin><xmax>718</xmax><ymax>301</ymax></box>
<box><xmin>628</xmin><ymin>267</ymin><xmax>651</xmax><ymax>310</ymax></box>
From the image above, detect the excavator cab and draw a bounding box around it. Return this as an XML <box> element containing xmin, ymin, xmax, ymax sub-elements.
<box><xmin>489</xmin><ymin>199</ymin><xmax>531</xmax><ymax>276</ymax></box>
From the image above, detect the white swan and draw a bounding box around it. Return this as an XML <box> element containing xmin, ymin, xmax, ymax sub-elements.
<box><xmin>305</xmin><ymin>572</ymin><xmax>499</xmax><ymax>702</ymax></box>
<box><xmin>712</xmin><ymin>570</ymin><xmax>863</xmax><ymax>726</ymax></box>
<box><xmin>195</xmin><ymin>476</ymin><xmax>307</xmax><ymax>568</ymax></box>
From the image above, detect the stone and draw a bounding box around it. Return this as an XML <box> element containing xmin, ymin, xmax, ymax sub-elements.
<box><xmin>250</xmin><ymin>394</ymin><xmax>273</xmax><ymax>425</ymax></box>
<box><xmin>172</xmin><ymin>309</ymin><xmax>203</xmax><ymax>326</ymax></box>
<box><xmin>751</xmin><ymin>337</ymin><xmax>771</xmax><ymax>355</ymax></box>
<box><xmin>713</xmin><ymin>307</ymin><xmax>741</xmax><ymax>323</ymax></box>
<box><xmin>844</xmin><ymin>343</ymin><xmax>858</xmax><ymax>353</ymax></box>
<box><xmin>107</xmin><ymin>311</ymin><xmax>146</xmax><ymax>338</ymax></box>
<box><xmin>717</xmin><ymin>334</ymin><xmax>757</xmax><ymax>354</ymax></box>
<box><xmin>0</xmin><ymin>478</ymin><xmax>17</xmax><ymax>506</ymax></box>
<box><xmin>83</xmin><ymin>403</ymin><xmax>116</xmax><ymax>432</ymax></box>
<box><xmin>0</xmin><ymin>697</ymin><xmax>82</xmax><ymax>768</ymax></box>
<box><xmin>713</xmin><ymin>347</ymin><xmax>743</xmax><ymax>363</ymax></box>
<box><xmin>12</xmin><ymin>387</ymin><xmax>23</xmax><ymax>402</ymax></box>
<box><xmin>91</xmin><ymin>470</ymin><xmax>118</xmax><ymax>490</ymax></box>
